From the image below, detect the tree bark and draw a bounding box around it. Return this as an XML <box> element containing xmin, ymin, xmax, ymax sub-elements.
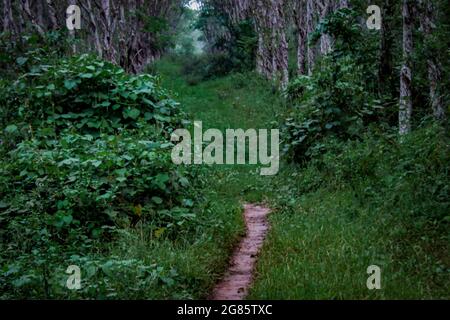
<box><xmin>81</xmin><ymin>0</ymin><xmax>103</xmax><ymax>57</ymax></box>
<box><xmin>319</xmin><ymin>0</ymin><xmax>332</xmax><ymax>55</ymax></box>
<box><xmin>419</xmin><ymin>0</ymin><xmax>446</xmax><ymax>122</ymax></box>
<box><xmin>338</xmin><ymin>0</ymin><xmax>349</xmax><ymax>8</ymax></box>
<box><xmin>253</xmin><ymin>0</ymin><xmax>289</xmax><ymax>88</ymax></box>
<box><xmin>272</xmin><ymin>0</ymin><xmax>289</xmax><ymax>89</ymax></box>
<box><xmin>399</xmin><ymin>0</ymin><xmax>414</xmax><ymax>135</ymax></box>
<box><xmin>2</xmin><ymin>0</ymin><xmax>16</xmax><ymax>34</ymax></box>
<box><xmin>293</xmin><ymin>0</ymin><xmax>307</xmax><ymax>75</ymax></box>
<box><xmin>254</xmin><ymin>0</ymin><xmax>273</xmax><ymax>79</ymax></box>
<box><xmin>45</xmin><ymin>0</ymin><xmax>59</xmax><ymax>30</ymax></box>
<box><xmin>20</xmin><ymin>0</ymin><xmax>46</xmax><ymax>36</ymax></box>
<box><xmin>99</xmin><ymin>0</ymin><xmax>118</xmax><ymax>64</ymax></box>
<box><xmin>306</xmin><ymin>0</ymin><xmax>317</xmax><ymax>75</ymax></box>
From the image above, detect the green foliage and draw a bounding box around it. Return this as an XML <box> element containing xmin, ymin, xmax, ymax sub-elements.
<box><xmin>1</xmin><ymin>55</ymin><xmax>183</xmax><ymax>139</ymax></box>
<box><xmin>250</xmin><ymin>124</ymin><xmax>450</xmax><ymax>299</ymax></box>
<box><xmin>215</xmin><ymin>20</ymin><xmax>258</xmax><ymax>72</ymax></box>
<box><xmin>312</xmin><ymin>124</ymin><xmax>449</xmax><ymax>224</ymax></box>
<box><xmin>180</xmin><ymin>52</ymin><xmax>235</xmax><ymax>85</ymax></box>
<box><xmin>1</xmin><ymin>129</ymin><xmax>193</xmax><ymax>230</ymax></box>
<box><xmin>179</xmin><ymin>20</ymin><xmax>257</xmax><ymax>84</ymax></box>
<box><xmin>196</xmin><ymin>1</ymin><xmax>257</xmax><ymax>76</ymax></box>
<box><xmin>139</xmin><ymin>13</ymin><xmax>174</xmax><ymax>51</ymax></box>
<box><xmin>0</xmin><ymin>30</ymin><xmax>72</xmax><ymax>79</ymax></box>
<box><xmin>283</xmin><ymin>9</ymin><xmax>384</xmax><ymax>163</ymax></box>
<box><xmin>0</xmin><ymin>55</ymin><xmax>200</xmax><ymax>299</ymax></box>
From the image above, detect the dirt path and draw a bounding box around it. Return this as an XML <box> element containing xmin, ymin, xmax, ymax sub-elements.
<box><xmin>210</xmin><ymin>204</ymin><xmax>270</xmax><ymax>300</ymax></box>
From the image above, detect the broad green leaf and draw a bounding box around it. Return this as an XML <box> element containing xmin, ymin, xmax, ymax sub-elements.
<box><xmin>16</xmin><ymin>57</ymin><xmax>28</xmax><ymax>66</ymax></box>
<box><xmin>64</xmin><ymin>80</ymin><xmax>77</xmax><ymax>90</ymax></box>
<box><xmin>124</xmin><ymin>108</ymin><xmax>141</xmax><ymax>120</ymax></box>
<box><xmin>5</xmin><ymin>124</ymin><xmax>18</xmax><ymax>133</ymax></box>
<box><xmin>152</xmin><ymin>196</ymin><xmax>163</xmax><ymax>204</ymax></box>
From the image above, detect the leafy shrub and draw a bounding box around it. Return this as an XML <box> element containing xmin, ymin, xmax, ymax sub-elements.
<box><xmin>283</xmin><ymin>9</ymin><xmax>383</xmax><ymax>163</ymax></box>
<box><xmin>181</xmin><ymin>52</ymin><xmax>235</xmax><ymax>85</ymax></box>
<box><xmin>1</xmin><ymin>55</ymin><xmax>183</xmax><ymax>140</ymax></box>
<box><xmin>0</xmin><ymin>251</ymin><xmax>184</xmax><ymax>299</ymax></box>
<box><xmin>303</xmin><ymin>124</ymin><xmax>450</xmax><ymax>226</ymax></box>
<box><xmin>1</xmin><ymin>128</ymin><xmax>193</xmax><ymax>228</ymax></box>
<box><xmin>179</xmin><ymin>19</ymin><xmax>257</xmax><ymax>85</ymax></box>
<box><xmin>0</xmin><ymin>30</ymin><xmax>71</xmax><ymax>80</ymax></box>
<box><xmin>283</xmin><ymin>59</ymin><xmax>382</xmax><ymax>162</ymax></box>
<box><xmin>0</xmin><ymin>55</ymin><xmax>197</xmax><ymax>298</ymax></box>
<box><xmin>196</xmin><ymin>0</ymin><xmax>257</xmax><ymax>74</ymax></box>
<box><xmin>277</xmin><ymin>124</ymin><xmax>449</xmax><ymax>291</ymax></box>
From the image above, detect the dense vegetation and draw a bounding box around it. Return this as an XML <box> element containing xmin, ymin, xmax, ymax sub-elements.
<box><xmin>0</xmin><ymin>40</ymin><xmax>243</xmax><ymax>299</ymax></box>
<box><xmin>0</xmin><ymin>0</ymin><xmax>449</xmax><ymax>300</ymax></box>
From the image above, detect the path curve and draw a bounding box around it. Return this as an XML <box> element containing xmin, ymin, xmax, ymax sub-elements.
<box><xmin>210</xmin><ymin>203</ymin><xmax>270</xmax><ymax>300</ymax></box>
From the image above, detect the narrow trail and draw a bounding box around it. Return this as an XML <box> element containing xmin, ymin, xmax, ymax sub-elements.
<box><xmin>210</xmin><ymin>204</ymin><xmax>270</xmax><ymax>300</ymax></box>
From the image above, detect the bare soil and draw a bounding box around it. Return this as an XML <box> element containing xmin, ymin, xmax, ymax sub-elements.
<box><xmin>210</xmin><ymin>204</ymin><xmax>270</xmax><ymax>300</ymax></box>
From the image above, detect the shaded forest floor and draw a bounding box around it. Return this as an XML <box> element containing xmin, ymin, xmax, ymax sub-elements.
<box><xmin>154</xmin><ymin>56</ymin><xmax>449</xmax><ymax>299</ymax></box>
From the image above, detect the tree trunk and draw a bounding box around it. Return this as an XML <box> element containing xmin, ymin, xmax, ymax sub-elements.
<box><xmin>293</xmin><ymin>0</ymin><xmax>307</xmax><ymax>75</ymax></box>
<box><xmin>272</xmin><ymin>0</ymin><xmax>289</xmax><ymax>89</ymax></box>
<box><xmin>20</xmin><ymin>0</ymin><xmax>46</xmax><ymax>36</ymax></box>
<box><xmin>68</xmin><ymin>0</ymin><xmax>77</xmax><ymax>53</ymax></box>
<box><xmin>338</xmin><ymin>0</ymin><xmax>349</xmax><ymax>8</ymax></box>
<box><xmin>99</xmin><ymin>0</ymin><xmax>118</xmax><ymax>64</ymax></box>
<box><xmin>253</xmin><ymin>0</ymin><xmax>288</xmax><ymax>88</ymax></box>
<box><xmin>45</xmin><ymin>0</ymin><xmax>59</xmax><ymax>30</ymax></box>
<box><xmin>419</xmin><ymin>0</ymin><xmax>446</xmax><ymax>122</ymax></box>
<box><xmin>2</xmin><ymin>0</ymin><xmax>16</xmax><ymax>34</ymax></box>
<box><xmin>81</xmin><ymin>0</ymin><xmax>103</xmax><ymax>57</ymax></box>
<box><xmin>254</xmin><ymin>0</ymin><xmax>271</xmax><ymax>78</ymax></box>
<box><xmin>399</xmin><ymin>0</ymin><xmax>414</xmax><ymax>135</ymax></box>
<box><xmin>306</xmin><ymin>0</ymin><xmax>317</xmax><ymax>75</ymax></box>
<box><xmin>319</xmin><ymin>0</ymin><xmax>332</xmax><ymax>55</ymax></box>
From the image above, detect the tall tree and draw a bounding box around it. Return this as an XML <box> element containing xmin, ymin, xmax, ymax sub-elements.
<box><xmin>2</xmin><ymin>0</ymin><xmax>186</xmax><ymax>74</ymax></box>
<box><xmin>399</xmin><ymin>0</ymin><xmax>414</xmax><ymax>135</ymax></box>
<box><xmin>293</xmin><ymin>0</ymin><xmax>307</xmax><ymax>75</ymax></box>
<box><xmin>2</xmin><ymin>0</ymin><xmax>16</xmax><ymax>34</ymax></box>
<box><xmin>318</xmin><ymin>0</ymin><xmax>333</xmax><ymax>55</ymax></box>
<box><xmin>306</xmin><ymin>0</ymin><xmax>317</xmax><ymax>75</ymax></box>
<box><xmin>418</xmin><ymin>0</ymin><xmax>446</xmax><ymax>122</ymax></box>
<box><xmin>253</xmin><ymin>0</ymin><xmax>289</xmax><ymax>88</ymax></box>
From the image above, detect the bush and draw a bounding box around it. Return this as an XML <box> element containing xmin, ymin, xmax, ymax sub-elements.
<box><xmin>1</xmin><ymin>55</ymin><xmax>183</xmax><ymax>140</ymax></box>
<box><xmin>304</xmin><ymin>124</ymin><xmax>450</xmax><ymax>226</ymax></box>
<box><xmin>0</xmin><ymin>55</ymin><xmax>197</xmax><ymax>298</ymax></box>
<box><xmin>283</xmin><ymin>58</ymin><xmax>382</xmax><ymax>162</ymax></box>
<box><xmin>0</xmin><ymin>30</ymin><xmax>71</xmax><ymax>80</ymax></box>
<box><xmin>283</xmin><ymin>8</ymin><xmax>383</xmax><ymax>163</ymax></box>
<box><xmin>180</xmin><ymin>52</ymin><xmax>235</xmax><ymax>85</ymax></box>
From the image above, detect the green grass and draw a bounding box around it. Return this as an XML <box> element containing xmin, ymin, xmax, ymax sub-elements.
<box><xmin>104</xmin><ymin>196</ymin><xmax>244</xmax><ymax>299</ymax></box>
<box><xmin>102</xmin><ymin>57</ymin><xmax>284</xmax><ymax>299</ymax></box>
<box><xmin>247</xmin><ymin>129</ymin><xmax>449</xmax><ymax>300</ymax></box>
<box><xmin>156</xmin><ymin>58</ymin><xmax>281</xmax><ymax>131</ymax></box>
<box><xmin>248</xmin><ymin>181</ymin><xmax>448</xmax><ymax>299</ymax></box>
<box><xmin>154</xmin><ymin>56</ymin><xmax>283</xmax><ymax>204</ymax></box>
<box><xmin>144</xmin><ymin>57</ymin><xmax>449</xmax><ymax>300</ymax></box>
